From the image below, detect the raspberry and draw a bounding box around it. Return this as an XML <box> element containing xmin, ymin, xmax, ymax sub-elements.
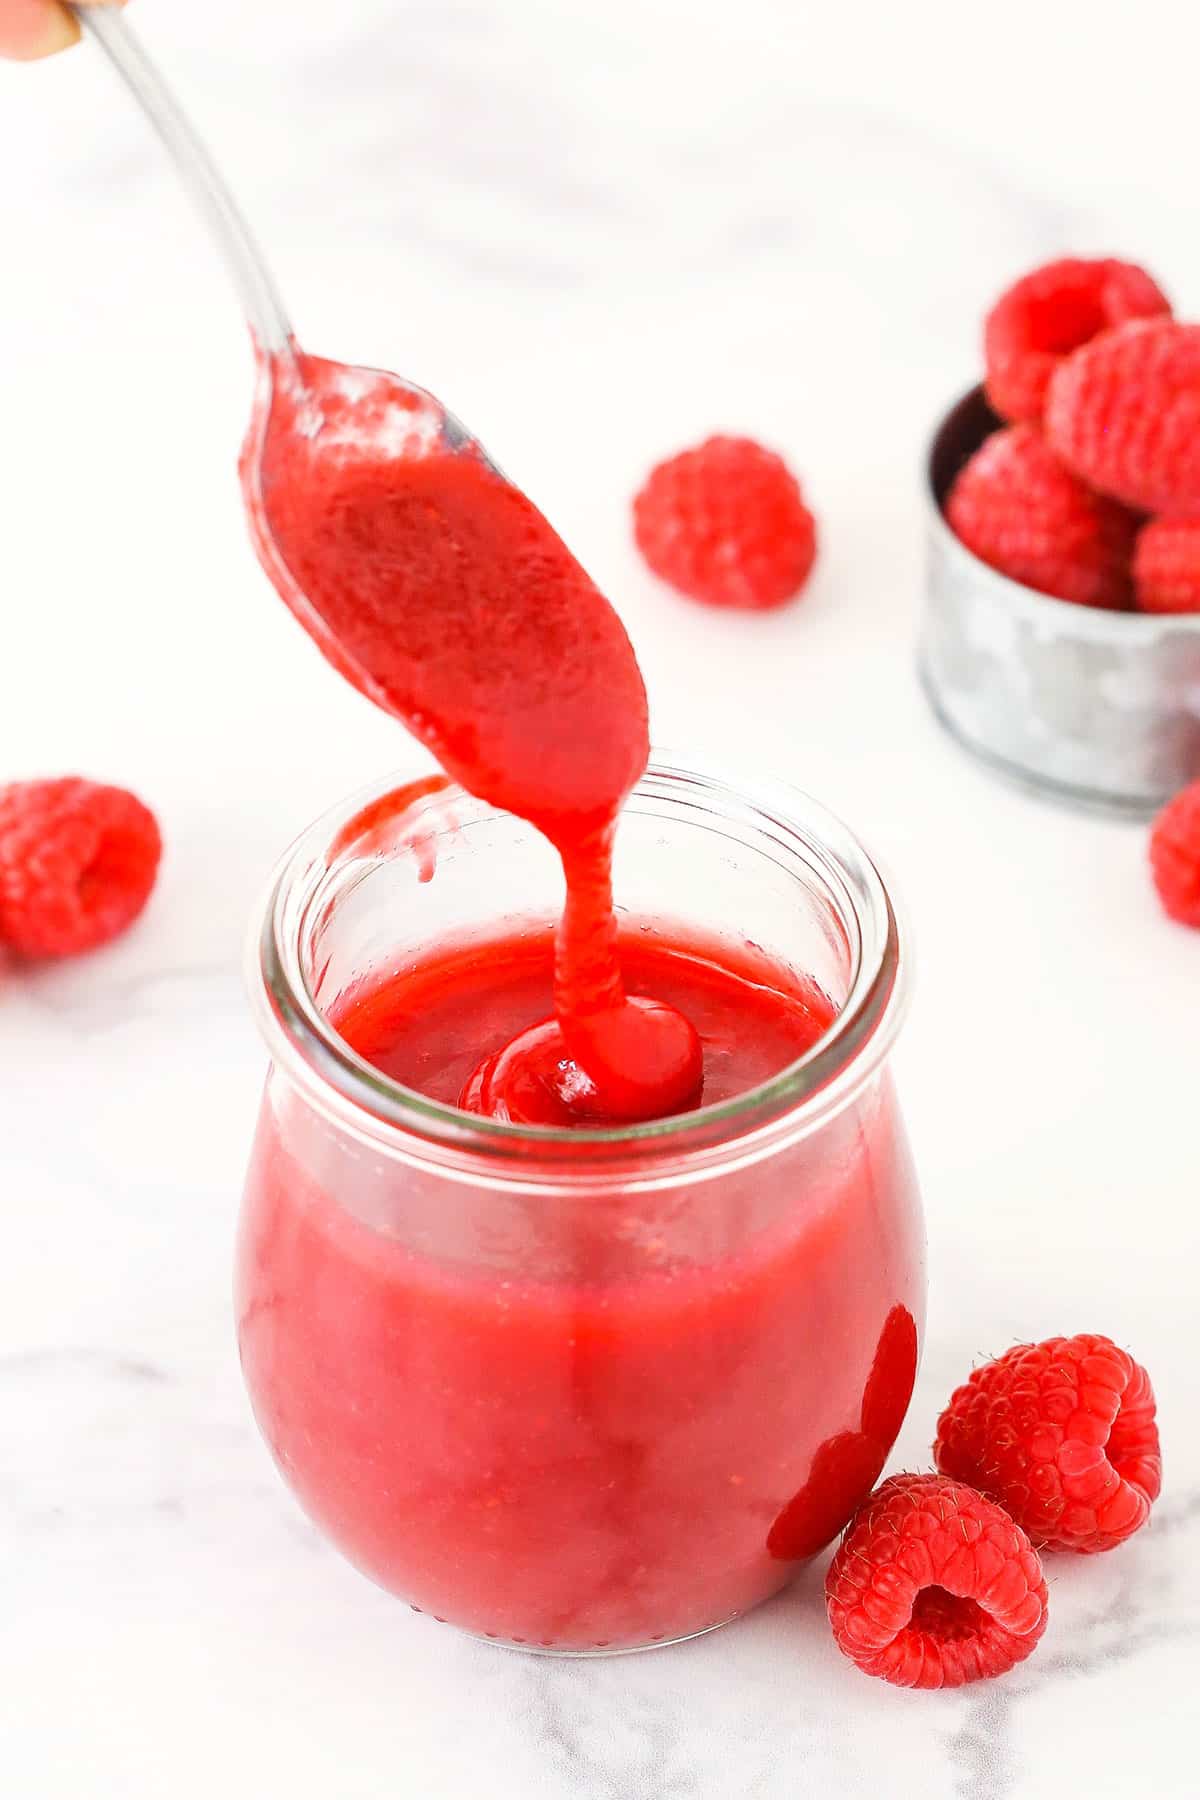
<box><xmin>1150</xmin><ymin>781</ymin><xmax>1200</xmax><ymax>927</ymax></box>
<box><xmin>1046</xmin><ymin>318</ymin><xmax>1200</xmax><ymax>514</ymax></box>
<box><xmin>945</xmin><ymin>425</ymin><xmax>1137</xmax><ymax>609</ymax></box>
<box><xmin>825</xmin><ymin>1474</ymin><xmax>1048</xmax><ymax>1689</ymax></box>
<box><xmin>1133</xmin><ymin>517</ymin><xmax>1200</xmax><ymax>615</ymax></box>
<box><xmin>935</xmin><ymin>1335</ymin><xmax>1161</xmax><ymax>1553</ymax></box>
<box><xmin>633</xmin><ymin>436</ymin><xmax>817</xmax><ymax>610</ymax></box>
<box><xmin>0</xmin><ymin>778</ymin><xmax>162</xmax><ymax>958</ymax></box>
<box><xmin>984</xmin><ymin>258</ymin><xmax>1170</xmax><ymax>424</ymax></box>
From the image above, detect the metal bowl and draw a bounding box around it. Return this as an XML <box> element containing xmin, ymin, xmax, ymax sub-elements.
<box><xmin>918</xmin><ymin>386</ymin><xmax>1200</xmax><ymax>817</ymax></box>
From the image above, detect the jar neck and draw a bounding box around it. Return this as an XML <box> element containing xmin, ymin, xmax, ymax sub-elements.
<box><xmin>250</xmin><ymin>756</ymin><xmax>908</xmax><ymax>1186</ymax></box>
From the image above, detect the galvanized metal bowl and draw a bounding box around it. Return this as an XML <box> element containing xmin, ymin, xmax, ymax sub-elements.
<box><xmin>919</xmin><ymin>386</ymin><xmax>1200</xmax><ymax>818</ymax></box>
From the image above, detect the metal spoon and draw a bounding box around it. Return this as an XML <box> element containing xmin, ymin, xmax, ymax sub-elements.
<box><xmin>72</xmin><ymin>2</ymin><xmax>522</xmax><ymax>750</ymax></box>
<box><xmin>70</xmin><ymin>9</ymin><xmax>696</xmax><ymax>1123</ymax></box>
<box><xmin>70</xmin><ymin>6</ymin><xmax>498</xmax><ymax>483</ymax></box>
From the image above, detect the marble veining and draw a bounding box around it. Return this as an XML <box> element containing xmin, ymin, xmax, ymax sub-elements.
<box><xmin>947</xmin><ymin>1491</ymin><xmax>1200</xmax><ymax>1800</ymax></box>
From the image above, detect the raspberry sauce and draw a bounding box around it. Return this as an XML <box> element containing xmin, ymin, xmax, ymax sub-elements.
<box><xmin>244</xmin><ymin>352</ymin><xmax>699</xmax><ymax>1122</ymax></box>
<box><xmin>236</xmin><ymin>924</ymin><xmax>924</xmax><ymax>1648</ymax></box>
<box><xmin>339</xmin><ymin>922</ymin><xmax>834</xmax><ymax>1117</ymax></box>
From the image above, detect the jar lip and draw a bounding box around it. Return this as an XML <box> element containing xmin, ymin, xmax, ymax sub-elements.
<box><xmin>250</xmin><ymin>753</ymin><xmax>909</xmax><ymax>1177</ymax></box>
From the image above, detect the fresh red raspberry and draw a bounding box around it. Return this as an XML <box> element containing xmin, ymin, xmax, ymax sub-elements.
<box><xmin>945</xmin><ymin>425</ymin><xmax>1137</xmax><ymax>609</ymax></box>
<box><xmin>1133</xmin><ymin>517</ymin><xmax>1200</xmax><ymax>615</ymax></box>
<box><xmin>1046</xmin><ymin>318</ymin><xmax>1200</xmax><ymax>514</ymax></box>
<box><xmin>935</xmin><ymin>1335</ymin><xmax>1161</xmax><ymax>1553</ymax></box>
<box><xmin>0</xmin><ymin>778</ymin><xmax>162</xmax><ymax>958</ymax></box>
<box><xmin>984</xmin><ymin>258</ymin><xmax>1170</xmax><ymax>424</ymax></box>
<box><xmin>633</xmin><ymin>435</ymin><xmax>817</xmax><ymax>610</ymax></box>
<box><xmin>1150</xmin><ymin>781</ymin><xmax>1200</xmax><ymax>927</ymax></box>
<box><xmin>825</xmin><ymin>1474</ymin><xmax>1048</xmax><ymax>1689</ymax></box>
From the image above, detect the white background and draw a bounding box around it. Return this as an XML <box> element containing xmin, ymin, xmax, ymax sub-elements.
<box><xmin>2</xmin><ymin>2</ymin><xmax>1198</xmax><ymax>1795</ymax></box>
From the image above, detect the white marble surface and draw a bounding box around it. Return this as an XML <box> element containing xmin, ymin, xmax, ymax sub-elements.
<box><xmin>2</xmin><ymin>2</ymin><xmax>1199</xmax><ymax>1793</ymax></box>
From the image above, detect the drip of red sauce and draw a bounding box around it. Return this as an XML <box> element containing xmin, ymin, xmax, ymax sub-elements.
<box><xmin>243</xmin><ymin>352</ymin><xmax>701</xmax><ymax>1122</ymax></box>
<box><xmin>329</xmin><ymin>773</ymin><xmax>452</xmax><ymax>876</ymax></box>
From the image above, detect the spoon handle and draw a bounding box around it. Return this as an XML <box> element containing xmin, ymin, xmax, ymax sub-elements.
<box><xmin>70</xmin><ymin>5</ymin><xmax>295</xmax><ymax>355</ymax></box>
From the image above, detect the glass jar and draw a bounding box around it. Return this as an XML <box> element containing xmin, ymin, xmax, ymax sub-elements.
<box><xmin>235</xmin><ymin>757</ymin><xmax>924</xmax><ymax>1654</ymax></box>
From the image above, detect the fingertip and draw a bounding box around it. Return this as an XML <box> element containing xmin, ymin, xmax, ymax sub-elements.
<box><xmin>3</xmin><ymin>2</ymin><xmax>81</xmax><ymax>62</ymax></box>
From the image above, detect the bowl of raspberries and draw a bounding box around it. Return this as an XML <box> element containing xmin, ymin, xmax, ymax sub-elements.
<box><xmin>920</xmin><ymin>257</ymin><xmax>1200</xmax><ymax>816</ymax></box>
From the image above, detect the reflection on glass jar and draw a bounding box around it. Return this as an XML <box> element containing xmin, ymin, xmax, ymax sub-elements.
<box><xmin>235</xmin><ymin>759</ymin><xmax>925</xmax><ymax>1653</ymax></box>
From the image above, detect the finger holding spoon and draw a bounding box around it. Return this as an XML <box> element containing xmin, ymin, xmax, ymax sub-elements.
<box><xmin>0</xmin><ymin>0</ymin><xmax>123</xmax><ymax>62</ymax></box>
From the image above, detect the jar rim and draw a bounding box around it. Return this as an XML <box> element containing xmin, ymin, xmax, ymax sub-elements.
<box><xmin>249</xmin><ymin>754</ymin><xmax>910</xmax><ymax>1181</ymax></box>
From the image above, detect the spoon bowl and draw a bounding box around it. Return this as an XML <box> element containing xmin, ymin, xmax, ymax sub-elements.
<box><xmin>240</xmin><ymin>349</ymin><xmax>503</xmax><ymax>696</ymax></box>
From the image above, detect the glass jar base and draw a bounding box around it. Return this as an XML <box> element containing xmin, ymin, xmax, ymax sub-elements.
<box><xmin>441</xmin><ymin>1610</ymin><xmax>746</xmax><ymax>1658</ymax></box>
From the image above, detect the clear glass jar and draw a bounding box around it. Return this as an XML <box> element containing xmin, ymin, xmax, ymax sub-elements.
<box><xmin>235</xmin><ymin>757</ymin><xmax>924</xmax><ymax>1653</ymax></box>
